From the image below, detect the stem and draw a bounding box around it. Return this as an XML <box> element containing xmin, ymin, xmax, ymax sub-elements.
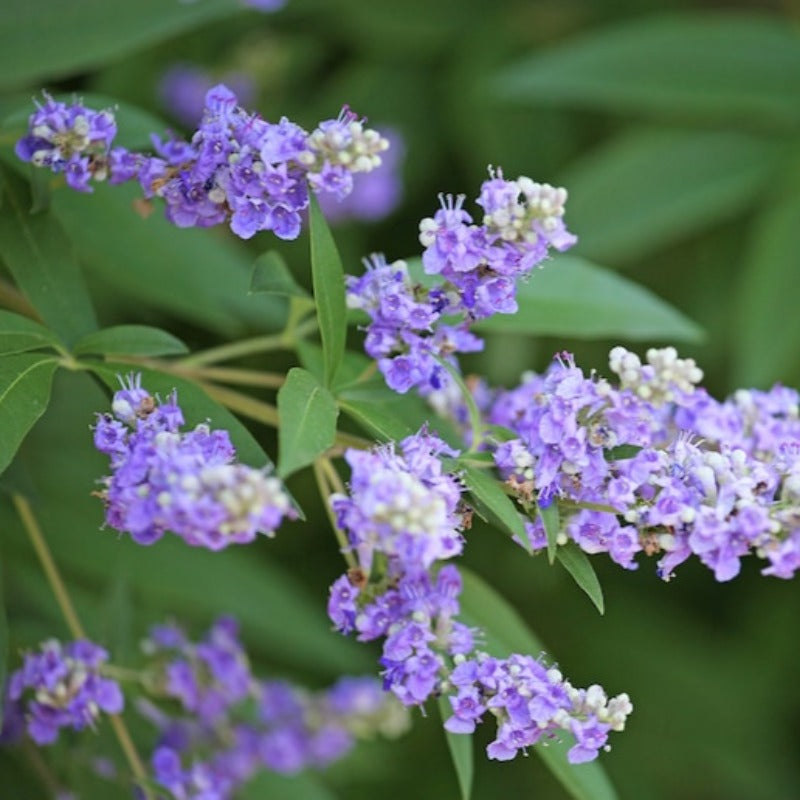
<box><xmin>198</xmin><ymin>381</ymin><xmax>280</xmax><ymax>427</ymax></box>
<box><xmin>436</xmin><ymin>358</ymin><xmax>485</xmax><ymax>453</ymax></box>
<box><xmin>113</xmin><ymin>356</ymin><xmax>286</xmax><ymax>390</ymax></box>
<box><xmin>12</xmin><ymin>494</ymin><xmax>153</xmax><ymax>798</ymax></box>
<box><xmin>23</xmin><ymin>740</ymin><xmax>62</xmax><ymax>796</ymax></box>
<box><xmin>0</xmin><ymin>278</ymin><xmax>41</xmax><ymax>321</ymax></box>
<box><xmin>313</xmin><ymin>459</ymin><xmax>357</xmax><ymax>569</ymax></box>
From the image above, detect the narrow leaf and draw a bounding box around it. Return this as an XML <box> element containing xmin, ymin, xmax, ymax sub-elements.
<box><xmin>491</xmin><ymin>14</ymin><xmax>800</xmax><ymax>130</ymax></box>
<box><xmin>475</xmin><ymin>254</ymin><xmax>704</xmax><ymax>341</ymax></box>
<box><xmin>338</xmin><ymin>398</ymin><xmax>414</xmax><ymax>443</ymax></box>
<box><xmin>458</xmin><ymin>462</ymin><xmax>530</xmax><ymax>553</ymax></box>
<box><xmin>0</xmin><ymin>354</ymin><xmax>59</xmax><ymax>475</ymax></box>
<box><xmin>556</xmin><ymin>542</ymin><xmax>605</xmax><ymax>614</ymax></box>
<box><xmin>74</xmin><ymin>325</ymin><xmax>188</xmax><ymax>357</ymax></box>
<box><xmin>438</xmin><ymin>695</ymin><xmax>474</xmax><ymax>800</ymax></box>
<box><xmin>250</xmin><ymin>250</ymin><xmax>311</xmax><ymax>299</ymax></box>
<box><xmin>277</xmin><ymin>368</ymin><xmax>339</xmax><ymax>478</ymax></box>
<box><xmin>309</xmin><ymin>194</ymin><xmax>347</xmax><ymax>387</ymax></box>
<box><xmin>0</xmin><ymin>310</ymin><xmax>60</xmax><ymax>356</ymax></box>
<box><xmin>459</xmin><ymin>568</ymin><xmax>619</xmax><ymax>800</ymax></box>
<box><xmin>605</xmin><ymin>444</ymin><xmax>642</xmax><ymax>461</ymax></box>
<box><xmin>540</xmin><ymin>500</ymin><xmax>561</xmax><ymax>565</ymax></box>
<box><xmin>0</xmin><ymin>166</ymin><xmax>98</xmax><ymax>346</ymax></box>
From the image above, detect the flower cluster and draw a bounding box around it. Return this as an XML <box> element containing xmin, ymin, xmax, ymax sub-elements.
<box><xmin>16</xmin><ymin>85</ymin><xmax>389</xmax><ymax>241</ymax></box>
<box><xmin>327</xmin><ymin>429</ymin><xmax>631</xmax><ymax>763</ymax></box>
<box><xmin>6</xmin><ymin>640</ymin><xmax>123</xmax><ymax>745</ymax></box>
<box><xmin>142</xmin><ymin>618</ymin><xmax>408</xmax><ymax>798</ymax></box>
<box><xmin>93</xmin><ymin>374</ymin><xmax>295</xmax><ymax>550</ymax></box>
<box><xmin>346</xmin><ymin>170</ymin><xmax>575</xmax><ymax>394</ymax></box>
<box><xmin>435</xmin><ymin>346</ymin><xmax>800</xmax><ymax>582</ymax></box>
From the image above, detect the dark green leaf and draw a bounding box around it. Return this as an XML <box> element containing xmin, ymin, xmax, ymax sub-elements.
<box><xmin>459</xmin><ymin>568</ymin><xmax>618</xmax><ymax>800</ymax></box>
<box><xmin>458</xmin><ymin>462</ymin><xmax>530</xmax><ymax>553</ymax></box>
<box><xmin>0</xmin><ymin>166</ymin><xmax>98</xmax><ymax>346</ymax></box>
<box><xmin>297</xmin><ymin>342</ymin><xmax>372</xmax><ymax>388</ymax></box>
<box><xmin>476</xmin><ymin>254</ymin><xmax>703</xmax><ymax>341</ymax></box>
<box><xmin>338</xmin><ymin>397</ymin><xmax>413</xmax><ymax>443</ymax></box>
<box><xmin>561</xmin><ymin>129</ymin><xmax>778</xmax><ymax>263</ymax></box>
<box><xmin>438</xmin><ymin>695</ymin><xmax>473</xmax><ymax>800</ymax></box>
<box><xmin>250</xmin><ymin>250</ymin><xmax>312</xmax><ymax>299</ymax></box>
<box><xmin>309</xmin><ymin>195</ymin><xmax>347</xmax><ymax>388</ymax></box>
<box><xmin>605</xmin><ymin>444</ymin><xmax>642</xmax><ymax>461</ymax></box>
<box><xmin>540</xmin><ymin>500</ymin><xmax>560</xmax><ymax>565</ymax></box>
<box><xmin>0</xmin><ymin>310</ymin><xmax>60</xmax><ymax>355</ymax></box>
<box><xmin>556</xmin><ymin>542</ymin><xmax>605</xmax><ymax>615</ymax></box>
<box><xmin>0</xmin><ymin>0</ymin><xmax>242</xmax><ymax>91</ymax></box>
<box><xmin>0</xmin><ymin>353</ymin><xmax>59</xmax><ymax>476</ymax></box>
<box><xmin>239</xmin><ymin>771</ymin><xmax>338</xmax><ymax>800</ymax></box>
<box><xmin>50</xmin><ymin>182</ymin><xmax>284</xmax><ymax>337</ymax></box>
<box><xmin>74</xmin><ymin>325</ymin><xmax>188</xmax><ymax>357</ymax></box>
<box><xmin>0</xmin><ymin>554</ymin><xmax>7</xmax><ymax>727</ymax></box>
<box><xmin>491</xmin><ymin>14</ymin><xmax>800</xmax><ymax>130</ymax></box>
<box><xmin>277</xmin><ymin>368</ymin><xmax>339</xmax><ymax>478</ymax></box>
<box><xmin>733</xmin><ymin>188</ymin><xmax>800</xmax><ymax>387</ymax></box>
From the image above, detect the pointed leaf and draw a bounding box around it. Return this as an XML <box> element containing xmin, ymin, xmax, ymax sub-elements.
<box><xmin>0</xmin><ymin>353</ymin><xmax>59</xmax><ymax>476</ymax></box>
<box><xmin>309</xmin><ymin>195</ymin><xmax>347</xmax><ymax>387</ymax></box>
<box><xmin>0</xmin><ymin>166</ymin><xmax>98</xmax><ymax>346</ymax></box>
<box><xmin>459</xmin><ymin>568</ymin><xmax>618</xmax><ymax>800</ymax></box>
<box><xmin>250</xmin><ymin>250</ymin><xmax>312</xmax><ymax>299</ymax></box>
<box><xmin>475</xmin><ymin>254</ymin><xmax>703</xmax><ymax>341</ymax></box>
<box><xmin>556</xmin><ymin>542</ymin><xmax>605</xmax><ymax>614</ymax></box>
<box><xmin>0</xmin><ymin>310</ymin><xmax>60</xmax><ymax>356</ymax></box>
<box><xmin>438</xmin><ymin>695</ymin><xmax>474</xmax><ymax>800</ymax></box>
<box><xmin>277</xmin><ymin>367</ymin><xmax>339</xmax><ymax>478</ymax></box>
<box><xmin>74</xmin><ymin>325</ymin><xmax>188</xmax><ymax>357</ymax></box>
<box><xmin>458</xmin><ymin>462</ymin><xmax>530</xmax><ymax>553</ymax></box>
<box><xmin>338</xmin><ymin>397</ymin><xmax>414</xmax><ymax>443</ymax></box>
<box><xmin>491</xmin><ymin>14</ymin><xmax>800</xmax><ymax>130</ymax></box>
<box><xmin>540</xmin><ymin>500</ymin><xmax>561</xmax><ymax>564</ymax></box>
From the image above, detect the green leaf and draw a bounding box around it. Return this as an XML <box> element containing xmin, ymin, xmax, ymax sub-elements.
<box><xmin>0</xmin><ymin>555</ymin><xmax>7</xmax><ymax>727</ymax></box>
<box><xmin>73</xmin><ymin>325</ymin><xmax>188</xmax><ymax>358</ymax></box>
<box><xmin>475</xmin><ymin>254</ymin><xmax>704</xmax><ymax>341</ymax></box>
<box><xmin>540</xmin><ymin>500</ymin><xmax>561</xmax><ymax>565</ymax></box>
<box><xmin>556</xmin><ymin>542</ymin><xmax>605</xmax><ymax>615</ymax></box>
<box><xmin>50</xmin><ymin>182</ymin><xmax>284</xmax><ymax>337</ymax></box>
<box><xmin>0</xmin><ymin>166</ymin><xmax>98</xmax><ymax>346</ymax></box>
<box><xmin>459</xmin><ymin>568</ymin><xmax>618</xmax><ymax>800</ymax></box>
<box><xmin>733</xmin><ymin>188</ymin><xmax>800</xmax><ymax>387</ymax></box>
<box><xmin>457</xmin><ymin>462</ymin><xmax>530</xmax><ymax>553</ymax></box>
<box><xmin>239</xmin><ymin>772</ymin><xmax>338</xmax><ymax>800</ymax></box>
<box><xmin>438</xmin><ymin>695</ymin><xmax>473</xmax><ymax>800</ymax></box>
<box><xmin>309</xmin><ymin>194</ymin><xmax>347</xmax><ymax>388</ymax></box>
<box><xmin>277</xmin><ymin>368</ymin><xmax>339</xmax><ymax>478</ymax></box>
<box><xmin>0</xmin><ymin>353</ymin><xmax>59</xmax><ymax>476</ymax></box>
<box><xmin>0</xmin><ymin>310</ymin><xmax>60</xmax><ymax>356</ymax></box>
<box><xmin>338</xmin><ymin>397</ymin><xmax>414</xmax><ymax>443</ymax></box>
<box><xmin>0</xmin><ymin>0</ymin><xmax>242</xmax><ymax>91</ymax></box>
<box><xmin>560</xmin><ymin>128</ymin><xmax>778</xmax><ymax>263</ymax></box>
<box><xmin>604</xmin><ymin>444</ymin><xmax>642</xmax><ymax>461</ymax></box>
<box><xmin>491</xmin><ymin>14</ymin><xmax>800</xmax><ymax>130</ymax></box>
<box><xmin>250</xmin><ymin>250</ymin><xmax>312</xmax><ymax>299</ymax></box>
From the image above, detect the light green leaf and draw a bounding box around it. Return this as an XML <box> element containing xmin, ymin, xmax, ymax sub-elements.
<box><xmin>0</xmin><ymin>166</ymin><xmax>98</xmax><ymax>346</ymax></box>
<box><xmin>250</xmin><ymin>250</ymin><xmax>312</xmax><ymax>299</ymax></box>
<box><xmin>556</xmin><ymin>542</ymin><xmax>605</xmax><ymax>615</ymax></box>
<box><xmin>560</xmin><ymin>128</ymin><xmax>778</xmax><ymax>263</ymax></box>
<box><xmin>309</xmin><ymin>195</ymin><xmax>347</xmax><ymax>388</ymax></box>
<box><xmin>459</xmin><ymin>568</ymin><xmax>618</xmax><ymax>800</ymax></box>
<box><xmin>338</xmin><ymin>397</ymin><xmax>414</xmax><ymax>443</ymax></box>
<box><xmin>491</xmin><ymin>14</ymin><xmax>800</xmax><ymax>130</ymax></box>
<box><xmin>540</xmin><ymin>500</ymin><xmax>560</xmax><ymax>565</ymax></box>
<box><xmin>438</xmin><ymin>695</ymin><xmax>474</xmax><ymax>800</ymax></box>
<box><xmin>476</xmin><ymin>254</ymin><xmax>704</xmax><ymax>341</ymax></box>
<box><xmin>733</xmin><ymin>188</ymin><xmax>800</xmax><ymax>387</ymax></box>
<box><xmin>0</xmin><ymin>0</ymin><xmax>242</xmax><ymax>91</ymax></box>
<box><xmin>0</xmin><ymin>311</ymin><xmax>60</xmax><ymax>356</ymax></box>
<box><xmin>457</xmin><ymin>462</ymin><xmax>530</xmax><ymax>553</ymax></box>
<box><xmin>277</xmin><ymin>368</ymin><xmax>339</xmax><ymax>478</ymax></box>
<box><xmin>74</xmin><ymin>325</ymin><xmax>188</xmax><ymax>357</ymax></box>
<box><xmin>0</xmin><ymin>353</ymin><xmax>59</xmax><ymax>476</ymax></box>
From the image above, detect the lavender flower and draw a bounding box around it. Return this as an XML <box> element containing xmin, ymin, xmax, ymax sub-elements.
<box><xmin>93</xmin><ymin>373</ymin><xmax>295</xmax><ymax>550</ymax></box>
<box><xmin>8</xmin><ymin>640</ymin><xmax>123</xmax><ymax>745</ymax></box>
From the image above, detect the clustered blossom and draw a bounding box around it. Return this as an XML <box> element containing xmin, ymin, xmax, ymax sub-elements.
<box><xmin>435</xmin><ymin>346</ymin><xmax>800</xmax><ymax>582</ymax></box>
<box><xmin>328</xmin><ymin>429</ymin><xmax>631</xmax><ymax>763</ymax></box>
<box><xmin>6</xmin><ymin>640</ymin><xmax>123</xmax><ymax>745</ymax></box>
<box><xmin>93</xmin><ymin>373</ymin><xmax>295</xmax><ymax>550</ymax></box>
<box><xmin>16</xmin><ymin>85</ymin><xmax>389</xmax><ymax>241</ymax></box>
<box><xmin>346</xmin><ymin>170</ymin><xmax>576</xmax><ymax>394</ymax></box>
<box><xmin>142</xmin><ymin>618</ymin><xmax>407</xmax><ymax>798</ymax></box>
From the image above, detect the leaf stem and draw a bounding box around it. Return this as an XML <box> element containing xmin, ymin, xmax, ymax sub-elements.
<box><xmin>313</xmin><ymin>458</ymin><xmax>357</xmax><ymax>569</ymax></box>
<box><xmin>436</xmin><ymin>358</ymin><xmax>485</xmax><ymax>453</ymax></box>
<box><xmin>0</xmin><ymin>277</ymin><xmax>41</xmax><ymax>321</ymax></box>
<box><xmin>12</xmin><ymin>494</ymin><xmax>153</xmax><ymax>798</ymax></box>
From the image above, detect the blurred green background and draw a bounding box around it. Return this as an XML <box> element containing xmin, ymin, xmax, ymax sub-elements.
<box><xmin>1</xmin><ymin>1</ymin><xmax>799</xmax><ymax>798</ymax></box>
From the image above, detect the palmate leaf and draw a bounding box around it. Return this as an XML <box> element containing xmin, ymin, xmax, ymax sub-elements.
<box><xmin>459</xmin><ymin>568</ymin><xmax>619</xmax><ymax>800</ymax></box>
